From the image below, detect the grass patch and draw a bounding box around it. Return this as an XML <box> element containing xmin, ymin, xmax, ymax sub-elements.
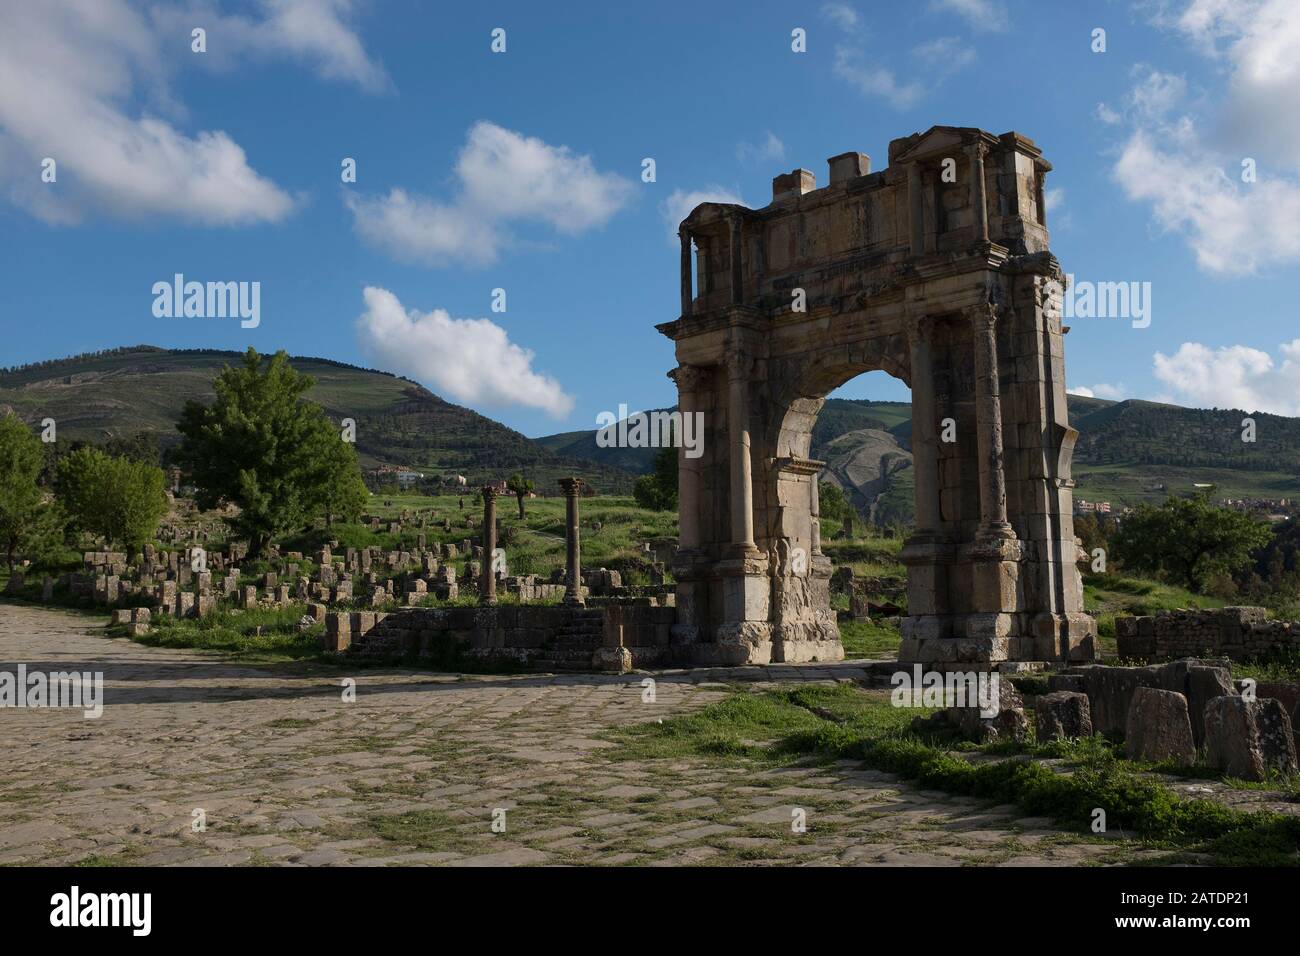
<box><xmin>837</xmin><ymin>617</ymin><xmax>902</xmax><ymax>659</ymax></box>
<box><xmin>612</xmin><ymin>682</ymin><xmax>1300</xmax><ymax>866</ymax></box>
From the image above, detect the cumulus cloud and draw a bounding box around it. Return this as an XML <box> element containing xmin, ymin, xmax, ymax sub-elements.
<box><xmin>347</xmin><ymin>122</ymin><xmax>634</xmax><ymax>267</ymax></box>
<box><xmin>1154</xmin><ymin>0</ymin><xmax>1300</xmax><ymax>162</ymax></box>
<box><xmin>736</xmin><ymin>131</ymin><xmax>786</xmax><ymax>164</ymax></box>
<box><xmin>1105</xmin><ymin>4</ymin><xmax>1300</xmax><ymax>275</ymax></box>
<box><xmin>1105</xmin><ymin>65</ymin><xmax>1300</xmax><ymax>276</ymax></box>
<box><xmin>356</xmin><ymin>286</ymin><xmax>575</xmax><ymax>417</ymax></box>
<box><xmin>151</xmin><ymin>0</ymin><xmax>389</xmax><ymax>91</ymax></box>
<box><xmin>1152</xmin><ymin>339</ymin><xmax>1300</xmax><ymax>415</ymax></box>
<box><xmin>659</xmin><ymin>186</ymin><xmax>745</xmax><ymax>244</ymax></box>
<box><xmin>0</xmin><ymin>0</ymin><xmax>304</xmax><ymax>225</ymax></box>
<box><xmin>820</xmin><ymin>2</ymin><xmax>861</xmax><ymax>32</ymax></box>
<box><xmin>929</xmin><ymin>0</ymin><xmax>1007</xmax><ymax>32</ymax></box>
<box><xmin>824</xmin><ymin>7</ymin><xmax>975</xmax><ymax>109</ymax></box>
<box><xmin>1068</xmin><ymin>383</ymin><xmax>1125</xmax><ymax>400</ymax></box>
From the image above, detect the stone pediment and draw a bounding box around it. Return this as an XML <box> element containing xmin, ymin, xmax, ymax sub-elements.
<box><xmin>890</xmin><ymin>126</ymin><xmax>985</xmax><ymax>164</ymax></box>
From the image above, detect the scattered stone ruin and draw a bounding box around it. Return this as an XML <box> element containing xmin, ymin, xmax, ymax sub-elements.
<box><xmin>661</xmin><ymin>126</ymin><xmax>1096</xmax><ymax>668</ymax></box>
<box><xmin>1116</xmin><ymin>607</ymin><xmax>1300</xmax><ymax>662</ymax></box>
<box><xmin>923</xmin><ymin>657</ymin><xmax>1299</xmax><ymax>782</ymax></box>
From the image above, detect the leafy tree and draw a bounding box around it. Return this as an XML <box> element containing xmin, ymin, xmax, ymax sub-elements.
<box><xmin>633</xmin><ymin>446</ymin><xmax>678</xmax><ymax>511</ymax></box>
<box><xmin>320</xmin><ymin>438</ymin><xmax>368</xmax><ymax>527</ymax></box>
<box><xmin>55</xmin><ymin>446</ymin><xmax>167</xmax><ymax>559</ymax></box>
<box><xmin>506</xmin><ymin>473</ymin><xmax>534</xmax><ymax>519</ymax></box>
<box><xmin>818</xmin><ymin>480</ymin><xmax>850</xmax><ymax>527</ymax></box>
<box><xmin>0</xmin><ymin>415</ymin><xmax>49</xmax><ymax>571</ymax></box>
<box><xmin>175</xmin><ymin>348</ymin><xmax>367</xmax><ymax>556</ymax></box>
<box><xmin>1112</xmin><ymin>490</ymin><xmax>1272</xmax><ymax>592</ymax></box>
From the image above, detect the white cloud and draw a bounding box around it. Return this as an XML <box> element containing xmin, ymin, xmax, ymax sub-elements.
<box><xmin>1067</xmin><ymin>386</ymin><xmax>1095</xmax><ymax>398</ymax></box>
<box><xmin>930</xmin><ymin>0</ymin><xmax>1007</xmax><ymax>32</ymax></box>
<box><xmin>347</xmin><ymin>121</ymin><xmax>633</xmax><ymax>267</ymax></box>
<box><xmin>659</xmin><ymin>186</ymin><xmax>745</xmax><ymax>244</ymax></box>
<box><xmin>820</xmin><ymin>2</ymin><xmax>861</xmax><ymax>32</ymax></box>
<box><xmin>736</xmin><ymin>131</ymin><xmax>786</xmax><ymax>164</ymax></box>
<box><xmin>1152</xmin><ymin>339</ymin><xmax>1300</xmax><ymax>414</ymax></box>
<box><xmin>1113</xmin><ymin>125</ymin><xmax>1300</xmax><ymax>275</ymax></box>
<box><xmin>825</xmin><ymin>5</ymin><xmax>975</xmax><ymax>110</ymax></box>
<box><xmin>1069</xmin><ymin>382</ymin><xmax>1125</xmax><ymax>400</ymax></box>
<box><xmin>833</xmin><ymin>48</ymin><xmax>927</xmax><ymax>109</ymax></box>
<box><xmin>0</xmin><ymin>0</ymin><xmax>298</xmax><ymax>225</ymax></box>
<box><xmin>152</xmin><ymin>0</ymin><xmax>389</xmax><ymax>92</ymax></box>
<box><xmin>1095</xmin><ymin>102</ymin><xmax>1122</xmax><ymax>125</ymax></box>
<box><xmin>1103</xmin><ymin>63</ymin><xmax>1300</xmax><ymax>276</ymax></box>
<box><xmin>356</xmin><ymin>286</ymin><xmax>575</xmax><ymax>417</ymax></box>
<box><xmin>912</xmin><ymin>36</ymin><xmax>978</xmax><ymax>71</ymax></box>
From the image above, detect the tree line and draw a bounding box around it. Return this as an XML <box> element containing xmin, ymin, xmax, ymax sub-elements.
<box><xmin>0</xmin><ymin>347</ymin><xmax>368</xmax><ymax>570</ymax></box>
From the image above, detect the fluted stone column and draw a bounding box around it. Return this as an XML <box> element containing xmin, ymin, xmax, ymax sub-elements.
<box><xmin>969</xmin><ymin>305</ymin><xmax>1014</xmax><ymax>540</ymax></box>
<box><xmin>968</xmin><ymin>141</ymin><xmax>989</xmax><ymax>243</ymax></box>
<box><xmin>809</xmin><ymin>471</ymin><xmax>822</xmax><ymax>555</ymax></box>
<box><xmin>558</xmin><ymin>477</ymin><xmax>583</xmax><ymax>605</ymax></box>
<box><xmin>729</xmin><ymin>213</ymin><xmax>743</xmax><ymax>305</ymax></box>
<box><xmin>480</xmin><ymin>486</ymin><xmax>497</xmax><ymax>605</ymax></box>
<box><xmin>725</xmin><ymin>350</ymin><xmax>755</xmax><ymax>552</ymax></box>
<box><xmin>679</xmin><ymin>228</ymin><xmax>693</xmax><ymax>317</ymax></box>
<box><xmin>906</xmin><ymin>316</ymin><xmax>941</xmax><ymax>537</ymax></box>
<box><xmin>908</xmin><ymin>163</ymin><xmax>924</xmax><ymax>257</ymax></box>
<box><xmin>669</xmin><ymin>365</ymin><xmax>705</xmax><ymax>551</ymax></box>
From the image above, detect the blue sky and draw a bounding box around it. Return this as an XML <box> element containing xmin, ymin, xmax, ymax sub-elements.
<box><xmin>3</xmin><ymin>0</ymin><xmax>1299</xmax><ymax>437</ymax></box>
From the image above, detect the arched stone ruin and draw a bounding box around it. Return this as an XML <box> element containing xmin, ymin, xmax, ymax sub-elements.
<box><xmin>659</xmin><ymin>126</ymin><xmax>1097</xmax><ymax>667</ymax></box>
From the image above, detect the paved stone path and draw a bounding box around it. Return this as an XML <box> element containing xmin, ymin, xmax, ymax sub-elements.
<box><xmin>0</xmin><ymin>603</ymin><xmax>1149</xmax><ymax>866</ymax></box>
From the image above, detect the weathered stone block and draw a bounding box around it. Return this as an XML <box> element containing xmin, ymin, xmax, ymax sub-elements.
<box><xmin>1124</xmin><ymin>687</ymin><xmax>1195</xmax><ymax>765</ymax></box>
<box><xmin>1034</xmin><ymin>690</ymin><xmax>1092</xmax><ymax>741</ymax></box>
<box><xmin>1205</xmin><ymin>696</ymin><xmax>1299</xmax><ymax>781</ymax></box>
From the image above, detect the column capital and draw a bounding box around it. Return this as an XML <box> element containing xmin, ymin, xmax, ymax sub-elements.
<box><xmin>558</xmin><ymin>476</ymin><xmax>583</xmax><ymax>497</ymax></box>
<box><xmin>481</xmin><ymin>484</ymin><xmax>497</xmax><ymax>499</ymax></box>
<box><xmin>966</xmin><ymin>139</ymin><xmax>989</xmax><ymax>161</ymax></box>
<box><xmin>724</xmin><ymin>348</ymin><xmax>753</xmax><ymax>377</ymax></box>
<box><xmin>906</xmin><ymin>314</ymin><xmax>936</xmax><ymax>346</ymax></box>
<box><xmin>965</xmin><ymin>302</ymin><xmax>1000</xmax><ymax>331</ymax></box>
<box><xmin>668</xmin><ymin>364</ymin><xmax>707</xmax><ymax>393</ymax></box>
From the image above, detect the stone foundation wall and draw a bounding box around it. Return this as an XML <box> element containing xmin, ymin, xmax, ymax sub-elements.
<box><xmin>328</xmin><ymin>602</ymin><xmax>681</xmax><ymax>672</ymax></box>
<box><xmin>1116</xmin><ymin>607</ymin><xmax>1300</xmax><ymax>662</ymax></box>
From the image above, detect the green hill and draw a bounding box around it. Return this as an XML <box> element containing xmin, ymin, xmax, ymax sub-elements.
<box><xmin>0</xmin><ymin>346</ymin><xmax>637</xmax><ymax>493</ymax></box>
<box><xmin>536</xmin><ymin>394</ymin><xmax>1300</xmax><ymax>522</ymax></box>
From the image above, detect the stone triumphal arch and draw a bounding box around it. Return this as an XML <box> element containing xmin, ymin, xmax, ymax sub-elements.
<box><xmin>658</xmin><ymin>126</ymin><xmax>1096</xmax><ymax>667</ymax></box>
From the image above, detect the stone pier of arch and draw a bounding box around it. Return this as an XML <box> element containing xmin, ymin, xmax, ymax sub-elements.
<box><xmin>658</xmin><ymin>126</ymin><xmax>1097</xmax><ymax>668</ymax></box>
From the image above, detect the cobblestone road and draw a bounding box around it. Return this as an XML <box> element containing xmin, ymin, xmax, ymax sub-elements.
<box><xmin>0</xmin><ymin>603</ymin><xmax>1148</xmax><ymax>866</ymax></box>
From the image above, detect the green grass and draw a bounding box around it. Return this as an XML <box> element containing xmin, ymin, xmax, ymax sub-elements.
<box><xmin>1084</xmin><ymin>572</ymin><xmax>1226</xmax><ymax>658</ymax></box>
<box><xmin>125</xmin><ymin>604</ymin><xmax>327</xmax><ymax>662</ymax></box>
<box><xmin>837</xmin><ymin>617</ymin><xmax>902</xmax><ymax>659</ymax></box>
<box><xmin>611</xmin><ymin>683</ymin><xmax>1300</xmax><ymax>866</ymax></box>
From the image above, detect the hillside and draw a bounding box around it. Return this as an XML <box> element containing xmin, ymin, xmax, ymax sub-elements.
<box><xmin>0</xmin><ymin>346</ymin><xmax>638</xmax><ymax>493</ymax></box>
<box><xmin>536</xmin><ymin>394</ymin><xmax>1300</xmax><ymax>523</ymax></box>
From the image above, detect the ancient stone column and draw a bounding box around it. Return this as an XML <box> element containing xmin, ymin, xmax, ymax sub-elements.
<box><xmin>908</xmin><ymin>162</ymin><xmax>924</xmax><ymax>257</ymax></box>
<box><xmin>558</xmin><ymin>477</ymin><xmax>583</xmax><ymax>605</ymax></box>
<box><xmin>725</xmin><ymin>349</ymin><xmax>756</xmax><ymax>552</ymax></box>
<box><xmin>679</xmin><ymin>228</ymin><xmax>693</xmax><ymax>317</ymax></box>
<box><xmin>669</xmin><ymin>365</ymin><xmax>705</xmax><ymax>551</ymax></box>
<box><xmin>968</xmin><ymin>141</ymin><xmax>989</xmax><ymax>243</ymax></box>
<box><xmin>480</xmin><ymin>486</ymin><xmax>497</xmax><ymax>605</ymax></box>
<box><xmin>809</xmin><ymin>470</ymin><xmax>822</xmax><ymax>555</ymax></box>
<box><xmin>906</xmin><ymin>316</ymin><xmax>941</xmax><ymax>536</ymax></box>
<box><xmin>969</xmin><ymin>305</ymin><xmax>1014</xmax><ymax>539</ymax></box>
<box><xmin>729</xmin><ymin>212</ymin><xmax>743</xmax><ymax>305</ymax></box>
